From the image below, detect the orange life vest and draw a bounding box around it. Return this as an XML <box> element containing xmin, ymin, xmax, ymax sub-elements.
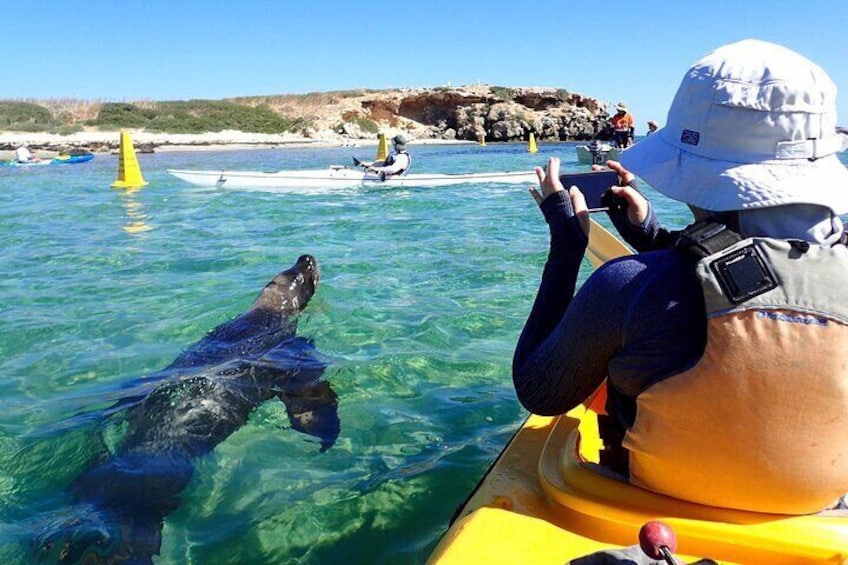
<box><xmin>610</xmin><ymin>112</ymin><xmax>633</xmax><ymax>132</ymax></box>
<box><xmin>623</xmin><ymin>232</ymin><xmax>848</xmax><ymax>514</ymax></box>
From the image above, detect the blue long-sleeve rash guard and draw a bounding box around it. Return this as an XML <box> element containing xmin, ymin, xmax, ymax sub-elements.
<box><xmin>512</xmin><ymin>191</ymin><xmax>706</xmax><ymax>430</ymax></box>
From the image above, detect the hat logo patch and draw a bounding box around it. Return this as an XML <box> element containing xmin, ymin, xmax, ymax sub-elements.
<box><xmin>681</xmin><ymin>129</ymin><xmax>700</xmax><ymax>146</ymax></box>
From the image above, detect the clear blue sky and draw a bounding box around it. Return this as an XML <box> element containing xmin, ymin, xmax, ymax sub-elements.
<box><xmin>10</xmin><ymin>0</ymin><xmax>848</xmax><ymax>130</ymax></box>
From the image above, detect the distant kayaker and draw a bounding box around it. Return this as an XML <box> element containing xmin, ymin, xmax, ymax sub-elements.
<box><xmin>646</xmin><ymin>120</ymin><xmax>658</xmax><ymax>135</ymax></box>
<box><xmin>514</xmin><ymin>39</ymin><xmax>848</xmax><ymax>515</ymax></box>
<box><xmin>14</xmin><ymin>143</ymin><xmax>40</xmax><ymax>163</ymax></box>
<box><xmin>609</xmin><ymin>103</ymin><xmax>634</xmax><ymax>148</ymax></box>
<box><xmin>354</xmin><ymin>133</ymin><xmax>412</xmax><ymax>180</ymax></box>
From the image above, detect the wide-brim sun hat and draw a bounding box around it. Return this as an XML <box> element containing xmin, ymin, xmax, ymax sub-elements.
<box><xmin>392</xmin><ymin>133</ymin><xmax>410</xmax><ymax>150</ymax></box>
<box><xmin>620</xmin><ymin>39</ymin><xmax>848</xmax><ymax>214</ymax></box>
<box><xmin>616</xmin><ymin>102</ymin><xmax>628</xmax><ymax>112</ymax></box>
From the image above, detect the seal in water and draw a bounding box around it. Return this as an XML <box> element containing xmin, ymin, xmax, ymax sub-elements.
<box><xmin>37</xmin><ymin>254</ymin><xmax>338</xmax><ymax>564</ymax></box>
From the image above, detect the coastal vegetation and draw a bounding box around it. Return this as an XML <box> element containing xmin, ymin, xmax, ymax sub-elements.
<box><xmin>0</xmin><ymin>101</ymin><xmax>82</xmax><ymax>135</ymax></box>
<box><xmin>0</xmin><ymin>99</ymin><xmax>308</xmax><ymax>135</ymax></box>
<box><xmin>490</xmin><ymin>86</ymin><xmax>517</xmax><ymax>101</ymax></box>
<box><xmin>0</xmin><ymin>91</ymin><xmax>387</xmax><ymax>135</ymax></box>
<box><xmin>0</xmin><ymin>84</ymin><xmax>611</xmax><ymax>148</ymax></box>
<box><xmin>90</xmin><ymin>101</ymin><xmax>308</xmax><ymax>134</ymax></box>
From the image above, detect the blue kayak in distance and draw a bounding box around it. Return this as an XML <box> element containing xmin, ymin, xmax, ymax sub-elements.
<box><xmin>0</xmin><ymin>153</ymin><xmax>95</xmax><ymax>167</ymax></box>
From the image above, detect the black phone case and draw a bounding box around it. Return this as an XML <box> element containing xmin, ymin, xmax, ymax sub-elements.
<box><xmin>557</xmin><ymin>170</ymin><xmax>619</xmax><ymax>209</ymax></box>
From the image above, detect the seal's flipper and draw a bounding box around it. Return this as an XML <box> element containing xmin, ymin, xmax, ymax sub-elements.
<box><xmin>278</xmin><ymin>381</ymin><xmax>340</xmax><ymax>451</ymax></box>
<box><xmin>35</xmin><ymin>505</ymin><xmax>163</xmax><ymax>565</ymax></box>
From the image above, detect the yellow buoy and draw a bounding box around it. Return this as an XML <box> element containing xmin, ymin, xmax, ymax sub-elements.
<box><xmin>478</xmin><ymin>132</ymin><xmax>487</xmax><ymax>146</ymax></box>
<box><xmin>375</xmin><ymin>132</ymin><xmax>388</xmax><ymax>161</ymax></box>
<box><xmin>528</xmin><ymin>132</ymin><xmax>538</xmax><ymax>153</ymax></box>
<box><xmin>111</xmin><ymin>131</ymin><xmax>148</xmax><ymax>189</ymax></box>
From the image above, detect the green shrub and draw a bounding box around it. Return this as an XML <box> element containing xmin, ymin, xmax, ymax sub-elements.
<box><xmin>333</xmin><ymin>117</ymin><xmax>379</xmax><ymax>135</ymax></box>
<box><xmin>491</xmin><ymin>86</ymin><xmax>516</xmax><ymax>101</ymax></box>
<box><xmin>354</xmin><ymin>117</ymin><xmax>378</xmax><ymax>133</ymax></box>
<box><xmin>55</xmin><ymin>124</ymin><xmax>83</xmax><ymax>135</ymax></box>
<box><xmin>88</xmin><ymin>100</ymin><xmax>303</xmax><ymax>134</ymax></box>
<box><xmin>90</xmin><ymin>103</ymin><xmax>155</xmax><ymax>129</ymax></box>
<box><xmin>0</xmin><ymin>101</ymin><xmax>55</xmax><ymax>130</ymax></box>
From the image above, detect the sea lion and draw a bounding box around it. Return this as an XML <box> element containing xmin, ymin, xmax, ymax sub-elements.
<box><xmin>37</xmin><ymin>254</ymin><xmax>339</xmax><ymax>564</ymax></box>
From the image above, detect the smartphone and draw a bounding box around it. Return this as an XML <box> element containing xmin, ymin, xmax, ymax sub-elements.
<box><xmin>557</xmin><ymin>170</ymin><xmax>619</xmax><ymax>209</ymax></box>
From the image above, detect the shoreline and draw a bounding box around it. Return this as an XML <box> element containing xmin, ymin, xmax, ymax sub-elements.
<box><xmin>0</xmin><ymin>129</ymin><xmax>476</xmax><ymax>160</ymax></box>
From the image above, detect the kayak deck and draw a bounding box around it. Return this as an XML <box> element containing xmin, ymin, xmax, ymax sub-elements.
<box><xmin>0</xmin><ymin>153</ymin><xmax>94</xmax><ymax>167</ymax></box>
<box><xmin>429</xmin><ymin>406</ymin><xmax>848</xmax><ymax>564</ymax></box>
<box><xmin>167</xmin><ymin>166</ymin><xmax>538</xmax><ymax>190</ymax></box>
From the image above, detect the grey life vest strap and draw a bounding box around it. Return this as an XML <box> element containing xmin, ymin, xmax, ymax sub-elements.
<box><xmin>672</xmin><ymin>221</ymin><xmax>743</xmax><ymax>259</ymax></box>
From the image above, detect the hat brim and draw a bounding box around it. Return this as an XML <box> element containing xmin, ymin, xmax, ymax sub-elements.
<box><xmin>620</xmin><ymin>129</ymin><xmax>848</xmax><ymax>214</ymax></box>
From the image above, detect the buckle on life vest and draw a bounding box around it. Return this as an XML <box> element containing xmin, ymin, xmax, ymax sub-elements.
<box><xmin>710</xmin><ymin>244</ymin><xmax>777</xmax><ymax>304</ymax></box>
<box><xmin>674</xmin><ymin>221</ymin><xmax>741</xmax><ymax>258</ymax></box>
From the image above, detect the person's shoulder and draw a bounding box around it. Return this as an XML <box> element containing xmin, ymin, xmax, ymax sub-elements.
<box><xmin>583</xmin><ymin>250</ymin><xmax>696</xmax><ymax>302</ymax></box>
<box><xmin>591</xmin><ymin>250</ymin><xmax>689</xmax><ymax>284</ymax></box>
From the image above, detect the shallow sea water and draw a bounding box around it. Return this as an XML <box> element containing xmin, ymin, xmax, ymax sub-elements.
<box><xmin>0</xmin><ymin>141</ymin><xmax>725</xmax><ymax>564</ymax></box>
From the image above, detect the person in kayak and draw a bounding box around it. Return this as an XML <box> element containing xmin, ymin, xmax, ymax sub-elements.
<box><xmin>513</xmin><ymin>39</ymin><xmax>848</xmax><ymax>515</ymax></box>
<box><xmin>15</xmin><ymin>143</ymin><xmax>40</xmax><ymax>163</ymax></box>
<box><xmin>354</xmin><ymin>133</ymin><xmax>412</xmax><ymax>180</ymax></box>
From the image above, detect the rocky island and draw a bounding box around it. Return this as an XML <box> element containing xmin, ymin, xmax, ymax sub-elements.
<box><xmin>0</xmin><ymin>84</ymin><xmax>616</xmax><ymax>155</ymax></box>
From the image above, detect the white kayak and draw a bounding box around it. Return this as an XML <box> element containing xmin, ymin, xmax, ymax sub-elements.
<box><xmin>167</xmin><ymin>166</ymin><xmax>538</xmax><ymax>191</ymax></box>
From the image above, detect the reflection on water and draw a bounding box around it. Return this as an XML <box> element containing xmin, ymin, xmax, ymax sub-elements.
<box><xmin>0</xmin><ymin>144</ymin><xmax>699</xmax><ymax>564</ymax></box>
<box><xmin>116</xmin><ymin>186</ymin><xmax>152</xmax><ymax>234</ymax></box>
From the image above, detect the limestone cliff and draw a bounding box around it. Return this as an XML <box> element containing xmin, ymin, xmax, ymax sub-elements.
<box><xmin>251</xmin><ymin>84</ymin><xmax>611</xmax><ymax>143</ymax></box>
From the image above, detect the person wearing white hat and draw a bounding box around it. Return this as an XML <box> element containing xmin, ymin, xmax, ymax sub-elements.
<box><xmin>513</xmin><ymin>39</ymin><xmax>848</xmax><ymax>514</ymax></box>
<box><xmin>646</xmin><ymin>120</ymin><xmax>658</xmax><ymax>135</ymax></box>
<box><xmin>610</xmin><ymin>102</ymin><xmax>634</xmax><ymax>148</ymax></box>
<box><xmin>14</xmin><ymin>143</ymin><xmax>40</xmax><ymax>163</ymax></box>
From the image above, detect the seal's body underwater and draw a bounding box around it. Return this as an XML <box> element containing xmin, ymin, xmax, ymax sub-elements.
<box><xmin>39</xmin><ymin>255</ymin><xmax>338</xmax><ymax>564</ymax></box>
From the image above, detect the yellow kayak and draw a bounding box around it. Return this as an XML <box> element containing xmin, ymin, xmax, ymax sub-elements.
<box><xmin>429</xmin><ymin>219</ymin><xmax>848</xmax><ymax>564</ymax></box>
<box><xmin>429</xmin><ymin>404</ymin><xmax>848</xmax><ymax>564</ymax></box>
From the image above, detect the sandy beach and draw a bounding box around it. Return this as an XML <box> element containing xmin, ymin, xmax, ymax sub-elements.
<box><xmin>0</xmin><ymin>129</ymin><xmax>473</xmax><ymax>160</ymax></box>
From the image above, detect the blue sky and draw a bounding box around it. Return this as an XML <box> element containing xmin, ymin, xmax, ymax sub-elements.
<box><xmin>9</xmin><ymin>0</ymin><xmax>848</xmax><ymax>131</ymax></box>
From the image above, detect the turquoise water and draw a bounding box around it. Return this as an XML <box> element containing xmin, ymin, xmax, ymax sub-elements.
<box><xmin>0</xmin><ymin>141</ymin><xmax>710</xmax><ymax>564</ymax></box>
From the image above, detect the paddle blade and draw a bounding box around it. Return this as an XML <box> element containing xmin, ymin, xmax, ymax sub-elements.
<box><xmin>586</xmin><ymin>218</ymin><xmax>632</xmax><ymax>269</ymax></box>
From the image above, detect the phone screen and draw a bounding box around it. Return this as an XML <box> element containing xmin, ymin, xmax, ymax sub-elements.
<box><xmin>557</xmin><ymin>170</ymin><xmax>619</xmax><ymax>209</ymax></box>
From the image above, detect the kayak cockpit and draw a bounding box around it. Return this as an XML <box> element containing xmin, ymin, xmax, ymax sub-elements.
<box><xmin>537</xmin><ymin>405</ymin><xmax>848</xmax><ymax>563</ymax></box>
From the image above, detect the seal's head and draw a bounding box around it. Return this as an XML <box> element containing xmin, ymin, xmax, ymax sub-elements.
<box><xmin>255</xmin><ymin>254</ymin><xmax>319</xmax><ymax>314</ymax></box>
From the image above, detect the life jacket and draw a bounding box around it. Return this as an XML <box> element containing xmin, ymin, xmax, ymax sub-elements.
<box><xmin>610</xmin><ymin>112</ymin><xmax>633</xmax><ymax>133</ymax></box>
<box><xmin>382</xmin><ymin>151</ymin><xmax>411</xmax><ymax>177</ymax></box>
<box><xmin>622</xmin><ymin>222</ymin><xmax>848</xmax><ymax>514</ymax></box>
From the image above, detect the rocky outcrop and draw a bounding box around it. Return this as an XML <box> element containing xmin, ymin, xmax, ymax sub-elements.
<box><xmin>351</xmin><ymin>85</ymin><xmax>611</xmax><ymax>143</ymax></box>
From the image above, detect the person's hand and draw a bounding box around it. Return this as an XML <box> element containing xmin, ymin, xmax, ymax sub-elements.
<box><xmin>528</xmin><ymin>156</ymin><xmax>589</xmax><ymax>236</ymax></box>
<box><xmin>594</xmin><ymin>160</ymin><xmax>649</xmax><ymax>226</ymax></box>
<box><xmin>528</xmin><ymin>156</ymin><xmax>564</xmax><ymax>204</ymax></box>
